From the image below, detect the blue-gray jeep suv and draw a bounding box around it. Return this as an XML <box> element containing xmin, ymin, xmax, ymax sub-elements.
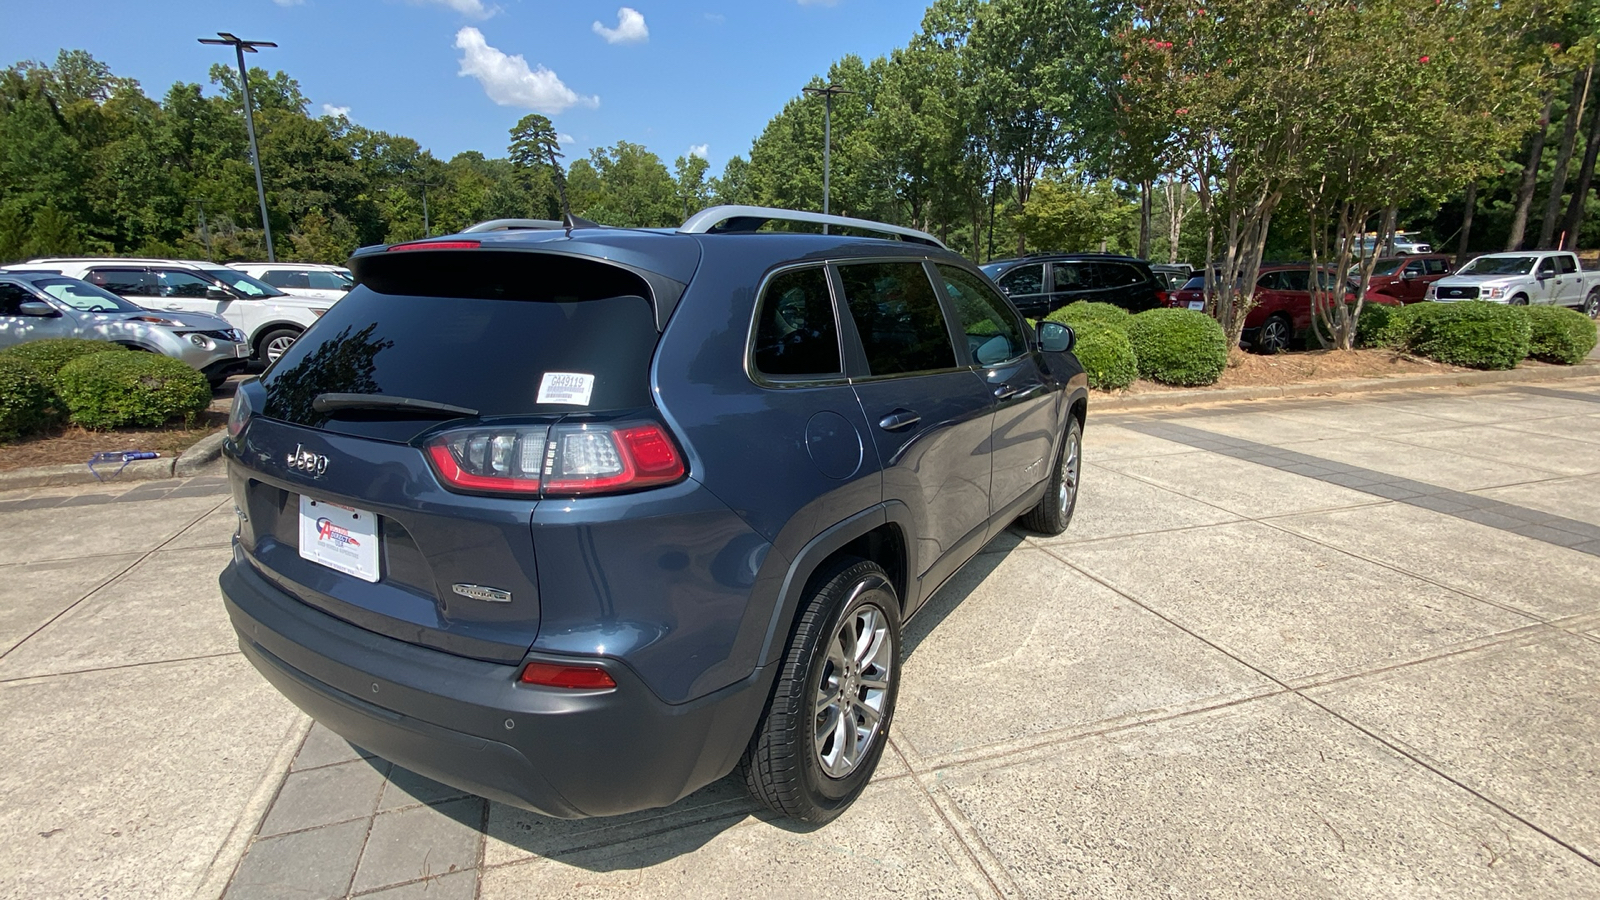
<box><xmin>220</xmin><ymin>206</ymin><xmax>1088</xmax><ymax>823</ymax></box>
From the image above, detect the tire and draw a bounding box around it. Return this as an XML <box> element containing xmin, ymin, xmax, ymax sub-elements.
<box><xmin>1020</xmin><ymin>414</ymin><xmax>1082</xmax><ymax>535</ymax></box>
<box><xmin>1510</xmin><ymin>294</ymin><xmax>1529</xmax><ymax>307</ymax></box>
<box><xmin>1583</xmin><ymin>290</ymin><xmax>1599</xmax><ymax>320</ymax></box>
<box><xmin>739</xmin><ymin>558</ymin><xmax>901</xmax><ymax>825</ymax></box>
<box><xmin>256</xmin><ymin>327</ymin><xmax>301</xmax><ymax>364</ymax></box>
<box><xmin>1254</xmin><ymin>314</ymin><xmax>1293</xmax><ymax>354</ymax></box>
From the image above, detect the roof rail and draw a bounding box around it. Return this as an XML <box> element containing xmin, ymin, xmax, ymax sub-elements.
<box><xmin>461</xmin><ymin>218</ymin><xmax>565</xmax><ymax>233</ymax></box>
<box><xmin>678</xmin><ymin>205</ymin><xmax>946</xmax><ymax>249</ymax></box>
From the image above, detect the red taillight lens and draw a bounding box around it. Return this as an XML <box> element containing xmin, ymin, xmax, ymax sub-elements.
<box><xmin>1155</xmin><ymin>289</ymin><xmax>1170</xmax><ymax>306</ymax></box>
<box><xmin>426</xmin><ymin>427</ymin><xmax>547</xmax><ymax>494</ymax></box>
<box><xmin>541</xmin><ymin>422</ymin><xmax>686</xmax><ymax>496</ymax></box>
<box><xmin>424</xmin><ymin>421</ymin><xmax>685</xmax><ymax>498</ymax></box>
<box><xmin>387</xmin><ymin>240</ymin><xmax>481</xmax><ymax>252</ymax></box>
<box><xmin>519</xmin><ymin>662</ymin><xmax>617</xmax><ymax>689</ymax></box>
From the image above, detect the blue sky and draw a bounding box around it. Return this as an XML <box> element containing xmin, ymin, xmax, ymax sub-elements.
<box><xmin>0</xmin><ymin>0</ymin><xmax>933</xmax><ymax>175</ymax></box>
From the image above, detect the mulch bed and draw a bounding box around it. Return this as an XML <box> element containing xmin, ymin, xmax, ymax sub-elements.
<box><xmin>1109</xmin><ymin>348</ymin><xmax>1565</xmax><ymax>395</ymax></box>
<box><xmin>0</xmin><ymin>414</ymin><xmax>226</xmax><ymax>472</ymax></box>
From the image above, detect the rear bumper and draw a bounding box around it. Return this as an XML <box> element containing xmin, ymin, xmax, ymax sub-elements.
<box><xmin>221</xmin><ymin>548</ymin><xmax>772</xmax><ymax>818</ymax></box>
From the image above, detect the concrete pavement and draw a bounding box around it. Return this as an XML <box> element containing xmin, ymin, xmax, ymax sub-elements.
<box><xmin>2</xmin><ymin>379</ymin><xmax>1600</xmax><ymax>898</ymax></box>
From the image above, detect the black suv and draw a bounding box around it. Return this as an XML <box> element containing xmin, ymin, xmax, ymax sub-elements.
<box><xmin>981</xmin><ymin>252</ymin><xmax>1166</xmax><ymax>317</ymax></box>
<box><xmin>219</xmin><ymin>206</ymin><xmax>1088</xmax><ymax>824</ymax></box>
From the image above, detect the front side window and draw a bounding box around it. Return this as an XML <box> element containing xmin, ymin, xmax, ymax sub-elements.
<box><xmin>1097</xmin><ymin>263</ymin><xmax>1145</xmax><ymax>286</ymax></box>
<box><xmin>938</xmin><ymin>265</ymin><xmax>1026</xmax><ymax>366</ymax></box>
<box><xmin>1278</xmin><ymin>270</ymin><xmax>1311</xmax><ymax>292</ymax></box>
<box><xmin>0</xmin><ymin>282</ymin><xmax>32</xmax><ymax>315</ymax></box>
<box><xmin>837</xmin><ymin>261</ymin><xmax>956</xmax><ymax>377</ymax></box>
<box><xmin>308</xmin><ymin>271</ymin><xmax>353</xmax><ymax>290</ymax></box>
<box><xmin>1557</xmin><ymin>255</ymin><xmax>1578</xmax><ymax>275</ymax></box>
<box><xmin>997</xmin><ymin>264</ymin><xmax>1044</xmax><ymax>296</ymax></box>
<box><xmin>156</xmin><ymin>269</ymin><xmax>216</xmax><ymax>298</ymax></box>
<box><xmin>751</xmin><ymin>266</ymin><xmax>842</xmax><ymax>378</ymax></box>
<box><xmin>1052</xmin><ymin>261</ymin><xmax>1095</xmax><ymax>291</ymax></box>
<box><xmin>203</xmin><ymin>267</ymin><xmax>286</xmax><ymax>297</ymax></box>
<box><xmin>1538</xmin><ymin>257</ymin><xmax>1558</xmax><ymax>276</ymax></box>
<box><xmin>1403</xmin><ymin>261</ymin><xmax>1424</xmax><ymax>277</ymax></box>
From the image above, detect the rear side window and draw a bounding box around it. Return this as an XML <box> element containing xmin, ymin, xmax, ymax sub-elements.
<box><xmin>87</xmin><ymin>268</ymin><xmax>155</xmax><ymax>296</ymax></box>
<box><xmin>156</xmin><ymin>269</ymin><xmax>215</xmax><ymax>298</ymax></box>
<box><xmin>837</xmin><ymin>261</ymin><xmax>956</xmax><ymax>377</ymax></box>
<box><xmin>1279</xmin><ymin>270</ymin><xmax>1310</xmax><ymax>291</ymax></box>
<box><xmin>937</xmin><ymin>265</ymin><xmax>1026</xmax><ymax>366</ymax></box>
<box><xmin>997</xmin><ymin>264</ymin><xmax>1044</xmax><ymax>296</ymax></box>
<box><xmin>262</xmin><ymin>270</ymin><xmax>311</xmax><ymax>289</ymax></box>
<box><xmin>752</xmin><ymin>266</ymin><xmax>842</xmax><ymax>379</ymax></box>
<box><xmin>261</xmin><ymin>253</ymin><xmax>661</xmax><ymax>441</ymax></box>
<box><xmin>1052</xmin><ymin>262</ymin><xmax>1093</xmax><ymax>291</ymax></box>
<box><xmin>1425</xmin><ymin>258</ymin><xmax>1448</xmax><ymax>275</ymax></box>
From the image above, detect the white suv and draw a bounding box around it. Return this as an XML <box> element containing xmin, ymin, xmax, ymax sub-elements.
<box><xmin>20</xmin><ymin>258</ymin><xmax>330</xmax><ymax>363</ymax></box>
<box><xmin>230</xmin><ymin>262</ymin><xmax>353</xmax><ymax>304</ymax></box>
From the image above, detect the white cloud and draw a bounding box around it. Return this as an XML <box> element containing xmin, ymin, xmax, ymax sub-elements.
<box><xmin>454</xmin><ymin>27</ymin><xmax>599</xmax><ymax>113</ymax></box>
<box><xmin>688</xmin><ymin>144</ymin><xmax>708</xmax><ymax>159</ymax></box>
<box><xmin>593</xmin><ymin>7</ymin><xmax>649</xmax><ymax>44</ymax></box>
<box><xmin>421</xmin><ymin>0</ymin><xmax>493</xmax><ymax>18</ymax></box>
<box><xmin>557</xmin><ymin>133</ymin><xmax>576</xmax><ymax>146</ymax></box>
<box><xmin>322</xmin><ymin>103</ymin><xmax>351</xmax><ymax>118</ymax></box>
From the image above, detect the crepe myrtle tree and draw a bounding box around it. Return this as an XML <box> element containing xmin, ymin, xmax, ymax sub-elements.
<box><xmin>1118</xmin><ymin>0</ymin><xmax>1311</xmax><ymax>345</ymax></box>
<box><xmin>1297</xmin><ymin>0</ymin><xmax>1552</xmax><ymax>350</ymax></box>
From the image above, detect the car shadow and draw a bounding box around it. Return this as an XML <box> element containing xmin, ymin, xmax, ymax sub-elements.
<box><xmin>361</xmin><ymin>525</ymin><xmax>1032</xmax><ymax>872</ymax></box>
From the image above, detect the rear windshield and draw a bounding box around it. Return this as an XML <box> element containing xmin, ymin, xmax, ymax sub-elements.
<box><xmin>261</xmin><ymin>254</ymin><xmax>660</xmax><ymax>442</ymax></box>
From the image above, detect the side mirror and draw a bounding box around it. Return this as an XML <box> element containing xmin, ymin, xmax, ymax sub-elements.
<box><xmin>207</xmin><ymin>286</ymin><xmax>233</xmax><ymax>300</ymax></box>
<box><xmin>17</xmin><ymin>300</ymin><xmax>60</xmax><ymax>317</ymax></box>
<box><xmin>1038</xmin><ymin>321</ymin><xmax>1075</xmax><ymax>353</ymax></box>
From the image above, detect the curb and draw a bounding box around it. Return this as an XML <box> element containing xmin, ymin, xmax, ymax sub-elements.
<box><xmin>1092</xmin><ymin>363</ymin><xmax>1600</xmax><ymax>412</ymax></box>
<box><xmin>0</xmin><ymin>429</ymin><xmax>226</xmax><ymax>491</ymax></box>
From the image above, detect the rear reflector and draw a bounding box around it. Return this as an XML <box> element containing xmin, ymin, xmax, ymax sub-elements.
<box><xmin>387</xmin><ymin>240</ymin><xmax>481</xmax><ymax>252</ymax></box>
<box><xmin>519</xmin><ymin>662</ymin><xmax>617</xmax><ymax>689</ymax></box>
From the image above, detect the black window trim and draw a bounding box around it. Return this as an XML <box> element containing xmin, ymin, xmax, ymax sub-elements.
<box><xmin>743</xmin><ymin>260</ymin><xmax>850</xmax><ymax>389</ymax></box>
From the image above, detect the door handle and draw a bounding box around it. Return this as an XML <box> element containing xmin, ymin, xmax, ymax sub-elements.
<box><xmin>993</xmin><ymin>385</ymin><xmax>1018</xmax><ymax>400</ymax></box>
<box><xmin>995</xmin><ymin>381</ymin><xmax>1044</xmax><ymax>401</ymax></box>
<box><xmin>878</xmin><ymin>410</ymin><xmax>920</xmax><ymax>431</ymax></box>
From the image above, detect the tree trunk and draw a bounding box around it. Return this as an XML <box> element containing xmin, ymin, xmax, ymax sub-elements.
<box><xmin>1138</xmin><ymin>180</ymin><xmax>1152</xmax><ymax>259</ymax></box>
<box><xmin>1506</xmin><ymin>92</ymin><xmax>1556</xmax><ymax>251</ymax></box>
<box><xmin>1167</xmin><ymin>180</ymin><xmax>1184</xmax><ymax>264</ymax></box>
<box><xmin>1539</xmin><ymin>66</ymin><xmax>1593</xmax><ymax>249</ymax></box>
<box><xmin>1457</xmin><ymin>181</ymin><xmax>1477</xmax><ymax>267</ymax></box>
<box><xmin>1559</xmin><ymin>95</ymin><xmax>1600</xmax><ymax>250</ymax></box>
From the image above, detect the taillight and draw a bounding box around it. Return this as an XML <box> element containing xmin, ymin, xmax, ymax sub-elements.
<box><xmin>227</xmin><ymin>384</ymin><xmax>254</xmax><ymax>438</ymax></box>
<box><xmin>1155</xmin><ymin>289</ymin><xmax>1170</xmax><ymax>306</ymax></box>
<box><xmin>519</xmin><ymin>661</ymin><xmax>617</xmax><ymax>689</ymax></box>
<box><xmin>387</xmin><ymin>240</ymin><xmax>481</xmax><ymax>252</ymax></box>
<box><xmin>424</xmin><ymin>421</ymin><xmax>686</xmax><ymax>498</ymax></box>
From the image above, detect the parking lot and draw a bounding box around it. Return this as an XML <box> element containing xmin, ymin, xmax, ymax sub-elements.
<box><xmin>2</xmin><ymin>379</ymin><xmax>1599</xmax><ymax>899</ymax></box>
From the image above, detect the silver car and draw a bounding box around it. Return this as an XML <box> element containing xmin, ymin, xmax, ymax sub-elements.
<box><xmin>0</xmin><ymin>272</ymin><xmax>249</xmax><ymax>387</ymax></box>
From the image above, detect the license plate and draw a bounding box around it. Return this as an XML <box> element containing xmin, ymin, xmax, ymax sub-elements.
<box><xmin>1188</xmin><ymin>300</ymin><xmax>1205</xmax><ymax>311</ymax></box>
<box><xmin>234</xmin><ymin>342</ymin><xmax>250</xmax><ymax>358</ymax></box>
<box><xmin>298</xmin><ymin>495</ymin><xmax>379</xmax><ymax>582</ymax></box>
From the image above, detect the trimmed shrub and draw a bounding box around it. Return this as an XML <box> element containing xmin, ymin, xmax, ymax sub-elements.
<box><xmin>0</xmin><ymin>338</ymin><xmax>125</xmax><ymax>386</ymax></box>
<box><xmin>1410</xmin><ymin>302</ymin><xmax>1531</xmax><ymax>370</ymax></box>
<box><xmin>1525</xmin><ymin>305</ymin><xmax>1598</xmax><ymax>365</ymax></box>
<box><xmin>0</xmin><ymin>356</ymin><xmax>54</xmax><ymax>442</ymax></box>
<box><xmin>1046</xmin><ymin>301</ymin><xmax>1132</xmax><ymax>330</ymax></box>
<box><xmin>54</xmin><ymin>351</ymin><xmax>211</xmax><ymax>430</ymax></box>
<box><xmin>1125</xmin><ymin>308</ymin><xmax>1229</xmax><ymax>386</ymax></box>
<box><xmin>1068</xmin><ymin>321</ymin><xmax>1139</xmax><ymax>390</ymax></box>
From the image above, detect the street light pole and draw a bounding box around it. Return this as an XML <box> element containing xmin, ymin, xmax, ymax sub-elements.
<box><xmin>802</xmin><ymin>83</ymin><xmax>852</xmax><ymax>232</ymax></box>
<box><xmin>199</xmin><ymin>32</ymin><xmax>278</xmax><ymax>261</ymax></box>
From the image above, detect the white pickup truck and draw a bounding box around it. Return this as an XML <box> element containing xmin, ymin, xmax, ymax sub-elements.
<box><xmin>1427</xmin><ymin>251</ymin><xmax>1600</xmax><ymax>318</ymax></box>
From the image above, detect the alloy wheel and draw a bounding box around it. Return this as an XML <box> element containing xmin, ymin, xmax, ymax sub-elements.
<box><xmin>265</xmin><ymin>335</ymin><xmax>297</xmax><ymax>362</ymax></box>
<box><xmin>813</xmin><ymin>597</ymin><xmax>894</xmax><ymax>779</ymax></box>
<box><xmin>1058</xmin><ymin>426</ymin><xmax>1081</xmax><ymax>518</ymax></box>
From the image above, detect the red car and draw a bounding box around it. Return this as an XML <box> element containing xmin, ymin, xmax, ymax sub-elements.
<box><xmin>1170</xmin><ymin>264</ymin><xmax>1400</xmax><ymax>352</ymax></box>
<box><xmin>1356</xmin><ymin>254</ymin><xmax>1455</xmax><ymax>304</ymax></box>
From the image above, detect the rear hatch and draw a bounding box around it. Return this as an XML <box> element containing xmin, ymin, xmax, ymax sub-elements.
<box><xmin>230</xmin><ymin>241</ymin><xmax>695</xmax><ymax>664</ymax></box>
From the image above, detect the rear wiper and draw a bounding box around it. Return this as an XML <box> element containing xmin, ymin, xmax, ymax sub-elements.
<box><xmin>312</xmin><ymin>393</ymin><xmax>479</xmax><ymax>418</ymax></box>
